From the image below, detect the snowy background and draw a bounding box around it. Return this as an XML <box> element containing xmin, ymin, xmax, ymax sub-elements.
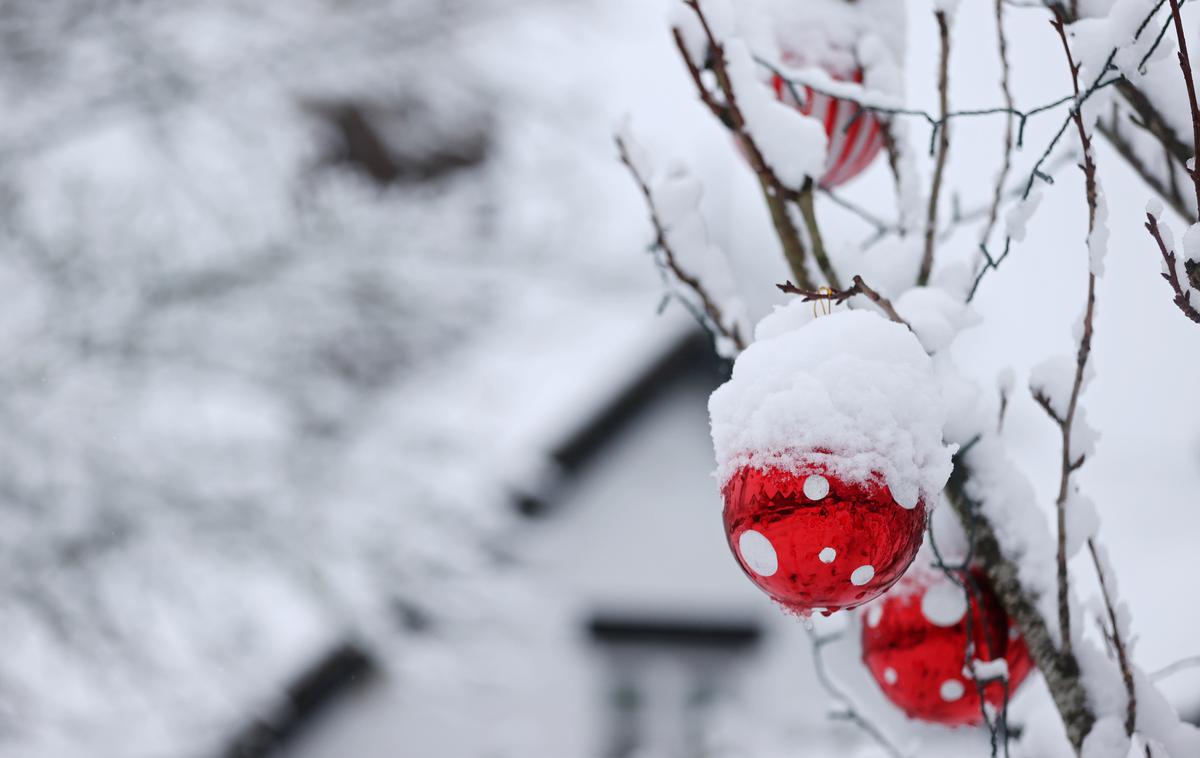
<box><xmin>1</xmin><ymin>0</ymin><xmax>1198</xmax><ymax>757</ymax></box>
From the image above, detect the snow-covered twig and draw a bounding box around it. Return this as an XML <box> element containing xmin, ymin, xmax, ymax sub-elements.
<box><xmin>671</xmin><ymin>3</ymin><xmax>817</xmax><ymax>289</ymax></box>
<box><xmin>1167</xmin><ymin>0</ymin><xmax>1200</xmax><ymax>218</ymax></box>
<box><xmin>615</xmin><ymin>134</ymin><xmax>748</xmax><ymax>352</ymax></box>
<box><xmin>1086</xmin><ymin>539</ymin><xmax>1137</xmax><ymax>736</ymax></box>
<box><xmin>1061</xmin><ymin>0</ymin><xmax>1196</xmax><ymax>180</ymax></box>
<box><xmin>804</xmin><ymin>626</ymin><xmax>908</xmax><ymax>758</ymax></box>
<box><xmin>980</xmin><ymin>0</ymin><xmax>1016</xmax><ymax>250</ymax></box>
<box><xmin>970</xmin><ymin>0</ymin><xmax>1171</xmax><ymax>300</ymax></box>
<box><xmin>670</xmin><ymin>26</ymin><xmax>734</xmax><ymax>129</ymax></box>
<box><xmin>1144</xmin><ymin>211</ymin><xmax>1200</xmax><ymax>323</ymax></box>
<box><xmin>1040</xmin><ymin>9</ymin><xmax>1099</xmax><ymax>672</ymax></box>
<box><xmin>919</xmin><ymin>10</ymin><xmax>953</xmax><ymax>286</ymax></box>
<box><xmin>776</xmin><ymin>276</ymin><xmax>910</xmax><ymax>330</ymax></box>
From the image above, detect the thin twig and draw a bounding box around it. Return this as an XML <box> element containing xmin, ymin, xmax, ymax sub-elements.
<box><xmin>1098</xmin><ymin>111</ymin><xmax>1190</xmax><ymax>220</ymax></box>
<box><xmin>1168</xmin><ymin>0</ymin><xmax>1200</xmax><ymax>218</ymax></box>
<box><xmin>805</xmin><ymin>627</ymin><xmax>907</xmax><ymax>758</ymax></box>
<box><xmin>1056</xmin><ymin>0</ymin><xmax>1196</xmax><ymax>174</ymax></box>
<box><xmin>777</xmin><ymin>276</ymin><xmax>910</xmax><ymax>329</ymax></box>
<box><xmin>673</xmin><ymin>4</ymin><xmax>814</xmax><ymax>289</ymax></box>
<box><xmin>1045</xmin><ymin>7</ymin><xmax>1100</xmax><ymax>680</ymax></box>
<box><xmin>1145</xmin><ymin>212</ymin><xmax>1200</xmax><ymax>322</ymax></box>
<box><xmin>981</xmin><ymin>0</ymin><xmax>1016</xmax><ymax>250</ymax></box>
<box><xmin>927</xmin><ymin>521</ymin><xmax>1012</xmax><ymax>757</ymax></box>
<box><xmin>970</xmin><ymin>0</ymin><xmax>1169</xmax><ymax>300</ymax></box>
<box><xmin>919</xmin><ymin>11</ymin><xmax>952</xmax><ymax>286</ymax></box>
<box><xmin>758</xmin><ymin>56</ymin><xmax>1106</xmax><ymax>146</ymax></box>
<box><xmin>1150</xmin><ymin>655</ymin><xmax>1200</xmax><ymax>681</ymax></box>
<box><xmin>670</xmin><ymin>28</ymin><xmax>733</xmax><ymax>129</ymax></box>
<box><xmin>821</xmin><ymin>186</ymin><xmax>894</xmax><ymax>243</ymax></box>
<box><xmin>791</xmin><ymin>182</ymin><xmax>840</xmax><ymax>288</ymax></box>
<box><xmin>616</xmin><ymin>135</ymin><xmax>747</xmax><ymax>351</ymax></box>
<box><xmin>1087</xmin><ymin>539</ymin><xmax>1137</xmax><ymax>736</ymax></box>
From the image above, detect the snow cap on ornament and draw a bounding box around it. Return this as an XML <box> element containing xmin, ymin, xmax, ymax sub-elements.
<box><xmin>709</xmin><ymin>303</ymin><xmax>954</xmax><ymax>614</ymax></box>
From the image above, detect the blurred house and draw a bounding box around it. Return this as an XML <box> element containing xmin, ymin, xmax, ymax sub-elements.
<box><xmin>278</xmin><ymin>325</ymin><xmax>785</xmax><ymax>758</ymax></box>
<box><xmin>515</xmin><ymin>330</ymin><xmax>766</xmax><ymax>758</ymax></box>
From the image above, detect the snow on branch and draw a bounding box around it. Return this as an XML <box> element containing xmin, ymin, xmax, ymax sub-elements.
<box><xmin>1166</xmin><ymin>0</ymin><xmax>1200</xmax><ymax>217</ymax></box>
<box><xmin>671</xmin><ymin>0</ymin><xmax>828</xmax><ymax>289</ymax></box>
<box><xmin>1086</xmin><ymin>539</ymin><xmax>1137</xmax><ymax>737</ymax></box>
<box><xmin>1138</xmin><ymin>0</ymin><xmax>1200</xmax><ymax>326</ymax></box>
<box><xmin>980</xmin><ymin>0</ymin><xmax>1017</xmax><ymax>251</ymax></box>
<box><xmin>615</xmin><ymin>130</ymin><xmax>748</xmax><ymax>356</ymax></box>
<box><xmin>1033</xmin><ymin>4</ymin><xmax>1102</xmax><ymax>690</ymax></box>
<box><xmin>1145</xmin><ymin>206</ymin><xmax>1200</xmax><ymax>322</ymax></box>
<box><xmin>970</xmin><ymin>0</ymin><xmax>1176</xmax><ymax>300</ymax></box>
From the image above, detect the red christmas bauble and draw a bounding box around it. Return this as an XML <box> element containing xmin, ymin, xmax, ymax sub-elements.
<box><xmin>861</xmin><ymin>568</ymin><xmax>1034</xmax><ymax>726</ymax></box>
<box><xmin>770</xmin><ymin>67</ymin><xmax>885</xmax><ymax>189</ymax></box>
<box><xmin>722</xmin><ymin>465</ymin><xmax>927</xmax><ymax>615</ymax></box>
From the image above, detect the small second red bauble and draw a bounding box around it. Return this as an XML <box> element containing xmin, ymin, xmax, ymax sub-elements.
<box><xmin>771</xmin><ymin>64</ymin><xmax>885</xmax><ymax>188</ymax></box>
<box><xmin>722</xmin><ymin>464</ymin><xmax>927</xmax><ymax>615</ymax></box>
<box><xmin>861</xmin><ymin>568</ymin><xmax>1034</xmax><ymax>726</ymax></box>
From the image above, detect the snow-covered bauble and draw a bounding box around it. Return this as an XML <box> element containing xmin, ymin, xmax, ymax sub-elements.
<box><xmin>709</xmin><ymin>305</ymin><xmax>953</xmax><ymax>615</ymax></box>
<box><xmin>722</xmin><ymin>464</ymin><xmax>926</xmax><ymax>614</ymax></box>
<box><xmin>860</xmin><ymin>568</ymin><xmax>1034</xmax><ymax>726</ymax></box>
<box><xmin>770</xmin><ymin>64</ymin><xmax>885</xmax><ymax>188</ymax></box>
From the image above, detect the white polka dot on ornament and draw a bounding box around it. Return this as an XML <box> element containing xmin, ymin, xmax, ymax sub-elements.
<box><xmin>738</xmin><ymin>530</ymin><xmax>778</xmax><ymax>577</ymax></box>
<box><xmin>803</xmin><ymin>474</ymin><xmax>829</xmax><ymax>500</ymax></box>
<box><xmin>940</xmin><ymin>679</ymin><xmax>965</xmax><ymax>702</ymax></box>
<box><xmin>851</xmin><ymin>565</ymin><xmax>875</xmax><ymax>586</ymax></box>
<box><xmin>921</xmin><ymin>578</ymin><xmax>968</xmax><ymax>627</ymax></box>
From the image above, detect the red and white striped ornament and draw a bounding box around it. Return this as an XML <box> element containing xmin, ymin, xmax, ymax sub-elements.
<box><xmin>771</xmin><ymin>67</ymin><xmax>885</xmax><ymax>189</ymax></box>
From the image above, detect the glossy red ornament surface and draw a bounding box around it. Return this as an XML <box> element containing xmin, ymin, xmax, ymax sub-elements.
<box><xmin>770</xmin><ymin>67</ymin><xmax>885</xmax><ymax>188</ymax></box>
<box><xmin>722</xmin><ymin>465</ymin><xmax>926</xmax><ymax>615</ymax></box>
<box><xmin>861</xmin><ymin>569</ymin><xmax>1034</xmax><ymax>726</ymax></box>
